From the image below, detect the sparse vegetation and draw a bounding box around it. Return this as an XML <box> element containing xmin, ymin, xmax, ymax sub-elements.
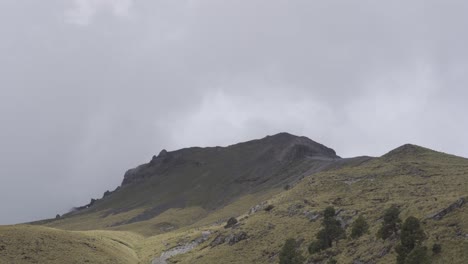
<box><xmin>350</xmin><ymin>215</ymin><xmax>369</xmax><ymax>239</ymax></box>
<box><xmin>264</xmin><ymin>204</ymin><xmax>275</xmax><ymax>212</ymax></box>
<box><xmin>279</xmin><ymin>238</ymin><xmax>305</xmax><ymax>264</ymax></box>
<box><xmin>432</xmin><ymin>243</ymin><xmax>442</xmax><ymax>254</ymax></box>
<box><xmin>308</xmin><ymin>206</ymin><xmax>345</xmax><ymax>254</ymax></box>
<box><xmin>377</xmin><ymin>205</ymin><xmax>402</xmax><ymax>240</ymax></box>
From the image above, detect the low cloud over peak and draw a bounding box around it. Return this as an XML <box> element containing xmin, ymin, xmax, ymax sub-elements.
<box><xmin>1</xmin><ymin>0</ymin><xmax>468</xmax><ymax>224</ymax></box>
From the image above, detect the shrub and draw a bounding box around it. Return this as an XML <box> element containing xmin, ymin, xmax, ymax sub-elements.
<box><xmin>404</xmin><ymin>246</ymin><xmax>430</xmax><ymax>264</ymax></box>
<box><xmin>264</xmin><ymin>204</ymin><xmax>275</xmax><ymax>212</ymax></box>
<box><xmin>351</xmin><ymin>215</ymin><xmax>369</xmax><ymax>239</ymax></box>
<box><xmin>400</xmin><ymin>217</ymin><xmax>426</xmax><ymax>249</ymax></box>
<box><xmin>432</xmin><ymin>243</ymin><xmax>441</xmax><ymax>254</ymax></box>
<box><xmin>279</xmin><ymin>238</ymin><xmax>305</xmax><ymax>264</ymax></box>
<box><xmin>327</xmin><ymin>258</ymin><xmax>338</xmax><ymax>264</ymax></box>
<box><xmin>308</xmin><ymin>239</ymin><xmax>326</xmax><ymax>254</ymax></box>
<box><xmin>377</xmin><ymin>205</ymin><xmax>401</xmax><ymax>240</ymax></box>
<box><xmin>224</xmin><ymin>217</ymin><xmax>238</xmax><ymax>228</ymax></box>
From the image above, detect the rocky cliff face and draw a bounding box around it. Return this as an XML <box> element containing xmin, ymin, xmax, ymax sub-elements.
<box><xmin>121</xmin><ymin>132</ymin><xmax>339</xmax><ymax>187</ymax></box>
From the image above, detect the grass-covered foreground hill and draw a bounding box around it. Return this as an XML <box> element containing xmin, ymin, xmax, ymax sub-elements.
<box><xmin>1</xmin><ymin>134</ymin><xmax>467</xmax><ymax>263</ymax></box>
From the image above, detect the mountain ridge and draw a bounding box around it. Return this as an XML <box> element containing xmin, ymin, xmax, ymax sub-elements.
<box><xmin>13</xmin><ymin>133</ymin><xmax>468</xmax><ymax>264</ymax></box>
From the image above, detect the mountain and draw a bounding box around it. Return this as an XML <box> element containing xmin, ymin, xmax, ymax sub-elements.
<box><xmin>43</xmin><ymin>133</ymin><xmax>357</xmax><ymax>232</ymax></box>
<box><xmin>2</xmin><ymin>134</ymin><xmax>467</xmax><ymax>264</ymax></box>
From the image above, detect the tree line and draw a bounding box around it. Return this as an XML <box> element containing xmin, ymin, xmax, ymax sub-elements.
<box><xmin>279</xmin><ymin>205</ymin><xmax>441</xmax><ymax>264</ymax></box>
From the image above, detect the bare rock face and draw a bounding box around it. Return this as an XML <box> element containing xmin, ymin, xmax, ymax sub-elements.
<box><xmin>428</xmin><ymin>197</ymin><xmax>466</xmax><ymax>220</ymax></box>
<box><xmin>225</xmin><ymin>232</ymin><xmax>248</xmax><ymax>245</ymax></box>
<box><xmin>209</xmin><ymin>231</ymin><xmax>248</xmax><ymax>247</ymax></box>
<box><xmin>210</xmin><ymin>235</ymin><xmax>225</xmax><ymax>247</ymax></box>
<box><xmin>249</xmin><ymin>201</ymin><xmax>268</xmax><ymax>215</ymax></box>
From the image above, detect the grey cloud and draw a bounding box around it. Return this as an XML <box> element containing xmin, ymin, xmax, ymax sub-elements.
<box><xmin>1</xmin><ymin>0</ymin><xmax>468</xmax><ymax>224</ymax></box>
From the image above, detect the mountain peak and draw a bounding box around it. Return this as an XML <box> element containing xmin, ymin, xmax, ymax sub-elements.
<box><xmin>254</xmin><ymin>132</ymin><xmax>339</xmax><ymax>159</ymax></box>
<box><xmin>382</xmin><ymin>144</ymin><xmax>434</xmax><ymax>160</ymax></box>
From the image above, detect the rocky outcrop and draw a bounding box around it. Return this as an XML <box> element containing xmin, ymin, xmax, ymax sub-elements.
<box><xmin>225</xmin><ymin>232</ymin><xmax>248</xmax><ymax>245</ymax></box>
<box><xmin>151</xmin><ymin>231</ymin><xmax>211</xmax><ymax>264</ymax></box>
<box><xmin>210</xmin><ymin>231</ymin><xmax>248</xmax><ymax>247</ymax></box>
<box><xmin>224</xmin><ymin>217</ymin><xmax>238</xmax><ymax>228</ymax></box>
<box><xmin>210</xmin><ymin>234</ymin><xmax>226</xmax><ymax>247</ymax></box>
<box><xmin>428</xmin><ymin>197</ymin><xmax>466</xmax><ymax>220</ymax></box>
<box><xmin>249</xmin><ymin>201</ymin><xmax>268</xmax><ymax>215</ymax></box>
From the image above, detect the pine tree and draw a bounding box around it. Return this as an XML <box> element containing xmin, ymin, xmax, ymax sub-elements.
<box><xmin>351</xmin><ymin>215</ymin><xmax>369</xmax><ymax>239</ymax></box>
<box><xmin>308</xmin><ymin>206</ymin><xmax>345</xmax><ymax>254</ymax></box>
<box><xmin>279</xmin><ymin>238</ymin><xmax>305</xmax><ymax>264</ymax></box>
<box><xmin>396</xmin><ymin>216</ymin><xmax>427</xmax><ymax>264</ymax></box>
<box><xmin>377</xmin><ymin>205</ymin><xmax>401</xmax><ymax>240</ymax></box>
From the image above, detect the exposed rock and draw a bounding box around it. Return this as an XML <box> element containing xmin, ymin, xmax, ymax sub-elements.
<box><xmin>428</xmin><ymin>197</ymin><xmax>466</xmax><ymax>220</ymax></box>
<box><xmin>224</xmin><ymin>217</ymin><xmax>238</xmax><ymax>228</ymax></box>
<box><xmin>249</xmin><ymin>201</ymin><xmax>269</xmax><ymax>214</ymax></box>
<box><xmin>195</xmin><ymin>231</ymin><xmax>212</xmax><ymax>243</ymax></box>
<box><xmin>159</xmin><ymin>149</ymin><xmax>168</xmax><ymax>157</ymax></box>
<box><xmin>209</xmin><ymin>232</ymin><xmax>248</xmax><ymax>247</ymax></box>
<box><xmin>304</xmin><ymin>211</ymin><xmax>321</xmax><ymax>222</ymax></box>
<box><xmin>225</xmin><ymin>231</ymin><xmax>248</xmax><ymax>245</ymax></box>
<box><xmin>55</xmin><ymin>214</ymin><xmax>61</xmax><ymax>219</ymax></box>
<box><xmin>210</xmin><ymin>235</ymin><xmax>225</xmax><ymax>247</ymax></box>
<box><xmin>102</xmin><ymin>190</ymin><xmax>111</xmax><ymax>198</ymax></box>
<box><xmin>152</xmin><ymin>231</ymin><xmax>212</xmax><ymax>264</ymax></box>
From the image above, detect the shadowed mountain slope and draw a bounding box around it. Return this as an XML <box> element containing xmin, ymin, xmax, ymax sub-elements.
<box><xmin>43</xmin><ymin>133</ymin><xmax>367</xmax><ymax>232</ymax></box>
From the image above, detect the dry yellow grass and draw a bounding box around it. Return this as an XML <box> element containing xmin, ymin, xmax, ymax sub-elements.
<box><xmin>0</xmin><ymin>225</ymin><xmax>141</xmax><ymax>264</ymax></box>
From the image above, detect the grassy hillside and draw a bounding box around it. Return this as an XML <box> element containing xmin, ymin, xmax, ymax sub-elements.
<box><xmin>167</xmin><ymin>145</ymin><xmax>468</xmax><ymax>263</ymax></box>
<box><xmin>0</xmin><ymin>225</ymin><xmax>142</xmax><ymax>264</ymax></box>
<box><xmin>3</xmin><ymin>140</ymin><xmax>468</xmax><ymax>264</ymax></box>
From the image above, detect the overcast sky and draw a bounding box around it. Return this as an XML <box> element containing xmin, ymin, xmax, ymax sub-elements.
<box><xmin>1</xmin><ymin>0</ymin><xmax>468</xmax><ymax>225</ymax></box>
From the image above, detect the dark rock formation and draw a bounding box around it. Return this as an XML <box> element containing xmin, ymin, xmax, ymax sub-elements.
<box><xmin>210</xmin><ymin>235</ymin><xmax>225</xmax><ymax>247</ymax></box>
<box><xmin>428</xmin><ymin>197</ymin><xmax>466</xmax><ymax>220</ymax></box>
<box><xmin>224</xmin><ymin>217</ymin><xmax>238</xmax><ymax>228</ymax></box>
<box><xmin>225</xmin><ymin>232</ymin><xmax>248</xmax><ymax>245</ymax></box>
